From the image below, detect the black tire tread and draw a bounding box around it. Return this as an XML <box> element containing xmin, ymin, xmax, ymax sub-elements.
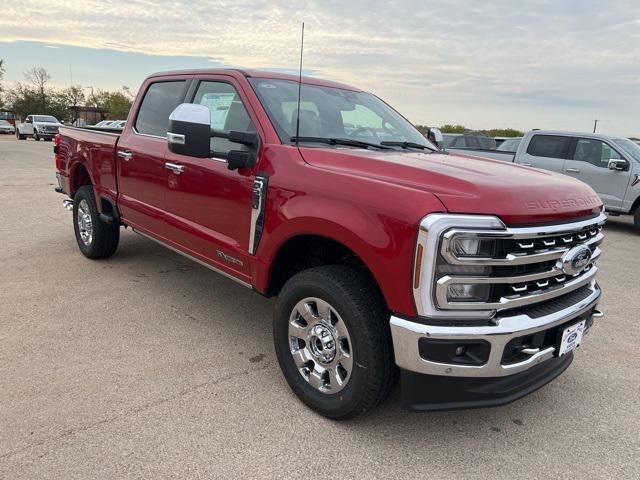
<box><xmin>634</xmin><ymin>208</ymin><xmax>640</xmax><ymax>234</ymax></box>
<box><xmin>275</xmin><ymin>265</ymin><xmax>398</xmax><ymax>419</ymax></box>
<box><xmin>73</xmin><ymin>185</ymin><xmax>119</xmax><ymax>259</ymax></box>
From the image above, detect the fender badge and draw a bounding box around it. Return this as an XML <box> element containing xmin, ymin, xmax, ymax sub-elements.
<box><xmin>216</xmin><ymin>250</ymin><xmax>243</xmax><ymax>266</ymax></box>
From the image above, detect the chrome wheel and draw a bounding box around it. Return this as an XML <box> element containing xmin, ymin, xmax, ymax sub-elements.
<box><xmin>288</xmin><ymin>297</ymin><xmax>353</xmax><ymax>393</ymax></box>
<box><xmin>76</xmin><ymin>199</ymin><xmax>93</xmax><ymax>245</ymax></box>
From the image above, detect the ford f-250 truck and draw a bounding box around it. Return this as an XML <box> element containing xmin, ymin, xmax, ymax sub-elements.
<box><xmin>449</xmin><ymin>130</ymin><xmax>640</xmax><ymax>232</ymax></box>
<box><xmin>54</xmin><ymin>69</ymin><xmax>605</xmax><ymax>419</ymax></box>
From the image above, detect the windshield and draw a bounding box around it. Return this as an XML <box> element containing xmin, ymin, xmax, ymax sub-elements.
<box><xmin>0</xmin><ymin>120</ymin><xmax>10</xmax><ymax>126</ymax></box>
<box><xmin>249</xmin><ymin>78</ymin><xmax>435</xmax><ymax>150</ymax></box>
<box><xmin>497</xmin><ymin>137</ymin><xmax>522</xmax><ymax>152</ymax></box>
<box><xmin>34</xmin><ymin>115</ymin><xmax>59</xmax><ymax>123</ymax></box>
<box><xmin>612</xmin><ymin>138</ymin><xmax>640</xmax><ymax>162</ymax></box>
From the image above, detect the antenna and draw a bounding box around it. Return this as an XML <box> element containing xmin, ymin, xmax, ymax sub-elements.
<box><xmin>295</xmin><ymin>22</ymin><xmax>305</xmax><ymax>147</ymax></box>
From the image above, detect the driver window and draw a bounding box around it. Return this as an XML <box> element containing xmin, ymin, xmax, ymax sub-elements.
<box><xmin>573</xmin><ymin>138</ymin><xmax>621</xmax><ymax>168</ymax></box>
<box><xmin>193</xmin><ymin>81</ymin><xmax>256</xmax><ymax>157</ymax></box>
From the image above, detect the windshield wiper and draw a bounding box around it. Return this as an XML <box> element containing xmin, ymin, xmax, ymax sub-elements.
<box><xmin>380</xmin><ymin>141</ymin><xmax>437</xmax><ymax>152</ymax></box>
<box><xmin>290</xmin><ymin>136</ymin><xmax>393</xmax><ymax>150</ymax></box>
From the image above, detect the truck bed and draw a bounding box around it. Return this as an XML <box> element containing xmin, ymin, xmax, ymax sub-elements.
<box><xmin>57</xmin><ymin>126</ymin><xmax>121</xmax><ymax>208</ymax></box>
<box><xmin>447</xmin><ymin>147</ymin><xmax>516</xmax><ymax>162</ymax></box>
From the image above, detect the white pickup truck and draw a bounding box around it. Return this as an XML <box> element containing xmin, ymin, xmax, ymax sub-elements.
<box><xmin>16</xmin><ymin>115</ymin><xmax>63</xmax><ymax>141</ymax></box>
<box><xmin>449</xmin><ymin>130</ymin><xmax>640</xmax><ymax>232</ymax></box>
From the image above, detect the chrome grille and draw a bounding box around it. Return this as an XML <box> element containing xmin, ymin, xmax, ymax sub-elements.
<box><xmin>435</xmin><ymin>216</ymin><xmax>605</xmax><ymax>312</ymax></box>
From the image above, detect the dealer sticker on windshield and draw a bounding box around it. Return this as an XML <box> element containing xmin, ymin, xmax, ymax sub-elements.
<box><xmin>558</xmin><ymin>320</ymin><xmax>586</xmax><ymax>356</ymax></box>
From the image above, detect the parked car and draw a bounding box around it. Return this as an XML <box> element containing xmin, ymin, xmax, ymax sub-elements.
<box><xmin>442</xmin><ymin>133</ymin><xmax>496</xmax><ymax>150</ymax></box>
<box><xmin>16</xmin><ymin>115</ymin><xmax>62</xmax><ymax>141</ymax></box>
<box><xmin>92</xmin><ymin>120</ymin><xmax>126</xmax><ymax>129</ymax></box>
<box><xmin>0</xmin><ymin>119</ymin><xmax>15</xmax><ymax>134</ymax></box>
<box><xmin>496</xmin><ymin>137</ymin><xmax>522</xmax><ymax>152</ymax></box>
<box><xmin>54</xmin><ymin>69</ymin><xmax>605</xmax><ymax>418</ymax></box>
<box><xmin>449</xmin><ymin>130</ymin><xmax>640</xmax><ymax>231</ymax></box>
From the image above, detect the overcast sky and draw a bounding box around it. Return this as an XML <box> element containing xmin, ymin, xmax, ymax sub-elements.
<box><xmin>1</xmin><ymin>0</ymin><xmax>639</xmax><ymax>135</ymax></box>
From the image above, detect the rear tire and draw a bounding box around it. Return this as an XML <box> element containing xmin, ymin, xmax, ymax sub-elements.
<box><xmin>33</xmin><ymin>132</ymin><xmax>40</xmax><ymax>141</ymax></box>
<box><xmin>16</xmin><ymin>131</ymin><xmax>25</xmax><ymax>140</ymax></box>
<box><xmin>273</xmin><ymin>265</ymin><xmax>397</xmax><ymax>419</ymax></box>
<box><xmin>73</xmin><ymin>185</ymin><xmax>120</xmax><ymax>259</ymax></box>
<box><xmin>634</xmin><ymin>208</ymin><xmax>640</xmax><ymax>234</ymax></box>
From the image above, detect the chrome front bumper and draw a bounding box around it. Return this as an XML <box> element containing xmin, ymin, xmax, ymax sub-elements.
<box><xmin>391</xmin><ymin>281</ymin><xmax>602</xmax><ymax>378</ymax></box>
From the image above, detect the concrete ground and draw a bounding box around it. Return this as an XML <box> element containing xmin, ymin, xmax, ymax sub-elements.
<box><xmin>0</xmin><ymin>136</ymin><xmax>638</xmax><ymax>479</ymax></box>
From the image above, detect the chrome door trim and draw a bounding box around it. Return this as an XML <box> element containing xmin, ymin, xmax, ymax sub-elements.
<box><xmin>165</xmin><ymin>162</ymin><xmax>185</xmax><ymax>174</ymax></box>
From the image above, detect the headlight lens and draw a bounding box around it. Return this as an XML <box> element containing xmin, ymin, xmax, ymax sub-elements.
<box><xmin>451</xmin><ymin>237</ymin><xmax>496</xmax><ymax>257</ymax></box>
<box><xmin>446</xmin><ymin>283</ymin><xmax>491</xmax><ymax>302</ymax></box>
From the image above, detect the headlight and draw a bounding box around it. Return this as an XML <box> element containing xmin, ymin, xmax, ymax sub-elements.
<box><xmin>412</xmin><ymin>214</ymin><xmax>506</xmax><ymax>320</ymax></box>
<box><xmin>446</xmin><ymin>283</ymin><xmax>491</xmax><ymax>302</ymax></box>
<box><xmin>451</xmin><ymin>237</ymin><xmax>496</xmax><ymax>257</ymax></box>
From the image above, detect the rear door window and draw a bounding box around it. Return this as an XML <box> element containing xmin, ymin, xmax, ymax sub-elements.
<box><xmin>135</xmin><ymin>81</ymin><xmax>187</xmax><ymax>137</ymax></box>
<box><xmin>526</xmin><ymin>135</ymin><xmax>570</xmax><ymax>159</ymax></box>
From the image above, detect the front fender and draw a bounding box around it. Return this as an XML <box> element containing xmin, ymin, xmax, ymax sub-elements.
<box><xmin>254</xmin><ymin>192</ymin><xmax>445</xmax><ymax>317</ymax></box>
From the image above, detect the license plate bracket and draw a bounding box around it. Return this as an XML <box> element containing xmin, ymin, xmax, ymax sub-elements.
<box><xmin>557</xmin><ymin>319</ymin><xmax>586</xmax><ymax>356</ymax></box>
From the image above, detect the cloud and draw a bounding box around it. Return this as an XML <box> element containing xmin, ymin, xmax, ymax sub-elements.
<box><xmin>1</xmin><ymin>0</ymin><xmax>639</xmax><ymax>133</ymax></box>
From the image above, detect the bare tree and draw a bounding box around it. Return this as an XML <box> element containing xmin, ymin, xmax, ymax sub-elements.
<box><xmin>0</xmin><ymin>60</ymin><xmax>5</xmax><ymax>108</ymax></box>
<box><xmin>23</xmin><ymin>67</ymin><xmax>51</xmax><ymax>103</ymax></box>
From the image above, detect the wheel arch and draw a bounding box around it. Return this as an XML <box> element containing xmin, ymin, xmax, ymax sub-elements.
<box><xmin>256</xmin><ymin>215</ymin><xmax>417</xmax><ymax>316</ymax></box>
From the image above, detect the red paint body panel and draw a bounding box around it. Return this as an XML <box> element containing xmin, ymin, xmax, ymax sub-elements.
<box><xmin>56</xmin><ymin>69</ymin><xmax>603</xmax><ymax>319</ymax></box>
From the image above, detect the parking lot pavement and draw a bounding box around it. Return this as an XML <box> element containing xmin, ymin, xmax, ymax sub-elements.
<box><xmin>0</xmin><ymin>137</ymin><xmax>638</xmax><ymax>479</ymax></box>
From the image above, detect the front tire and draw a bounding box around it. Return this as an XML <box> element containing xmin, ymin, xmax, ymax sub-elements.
<box><xmin>273</xmin><ymin>265</ymin><xmax>397</xmax><ymax>419</ymax></box>
<box><xmin>73</xmin><ymin>185</ymin><xmax>120</xmax><ymax>259</ymax></box>
<box><xmin>634</xmin><ymin>207</ymin><xmax>640</xmax><ymax>234</ymax></box>
<box><xmin>33</xmin><ymin>131</ymin><xmax>40</xmax><ymax>141</ymax></box>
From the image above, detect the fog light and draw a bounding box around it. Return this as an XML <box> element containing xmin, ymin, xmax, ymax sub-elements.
<box><xmin>452</xmin><ymin>237</ymin><xmax>496</xmax><ymax>257</ymax></box>
<box><xmin>447</xmin><ymin>283</ymin><xmax>491</xmax><ymax>302</ymax></box>
<box><xmin>455</xmin><ymin>346</ymin><xmax>466</xmax><ymax>356</ymax></box>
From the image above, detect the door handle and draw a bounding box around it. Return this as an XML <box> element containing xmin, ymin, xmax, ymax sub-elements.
<box><xmin>566</xmin><ymin>167</ymin><xmax>580</xmax><ymax>173</ymax></box>
<box><xmin>117</xmin><ymin>150</ymin><xmax>133</xmax><ymax>162</ymax></box>
<box><xmin>520</xmin><ymin>162</ymin><xmax>532</xmax><ymax>166</ymax></box>
<box><xmin>165</xmin><ymin>162</ymin><xmax>185</xmax><ymax>174</ymax></box>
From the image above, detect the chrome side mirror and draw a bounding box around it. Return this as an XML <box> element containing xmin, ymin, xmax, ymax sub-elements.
<box><xmin>608</xmin><ymin>159</ymin><xmax>629</xmax><ymax>171</ymax></box>
<box><xmin>427</xmin><ymin>127</ymin><xmax>444</xmax><ymax>148</ymax></box>
<box><xmin>167</xmin><ymin>103</ymin><xmax>212</xmax><ymax>158</ymax></box>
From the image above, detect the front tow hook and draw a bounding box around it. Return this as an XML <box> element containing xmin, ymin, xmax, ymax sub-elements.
<box><xmin>63</xmin><ymin>199</ymin><xmax>73</xmax><ymax>211</ymax></box>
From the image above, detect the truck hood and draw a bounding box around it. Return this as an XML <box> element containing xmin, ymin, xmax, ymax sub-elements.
<box><xmin>34</xmin><ymin>121</ymin><xmax>62</xmax><ymax>126</ymax></box>
<box><xmin>300</xmin><ymin>147</ymin><xmax>602</xmax><ymax>225</ymax></box>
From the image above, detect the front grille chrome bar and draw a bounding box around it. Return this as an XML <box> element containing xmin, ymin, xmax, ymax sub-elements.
<box><xmin>436</xmin><ymin>263</ymin><xmax>598</xmax><ymax>310</ymax></box>
<box><xmin>441</xmin><ymin>231</ymin><xmax>603</xmax><ymax>266</ymax></box>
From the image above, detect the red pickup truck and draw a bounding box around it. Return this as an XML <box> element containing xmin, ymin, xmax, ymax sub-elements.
<box><xmin>54</xmin><ymin>69</ymin><xmax>605</xmax><ymax>419</ymax></box>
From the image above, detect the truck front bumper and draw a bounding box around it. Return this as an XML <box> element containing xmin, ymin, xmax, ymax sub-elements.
<box><xmin>390</xmin><ymin>282</ymin><xmax>602</xmax><ymax>411</ymax></box>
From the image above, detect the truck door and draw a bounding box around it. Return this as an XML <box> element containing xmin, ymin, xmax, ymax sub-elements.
<box><xmin>564</xmin><ymin>137</ymin><xmax>630</xmax><ymax>210</ymax></box>
<box><xmin>23</xmin><ymin>116</ymin><xmax>34</xmax><ymax>135</ymax></box>
<box><xmin>116</xmin><ymin>78</ymin><xmax>191</xmax><ymax>236</ymax></box>
<box><xmin>162</xmin><ymin>77</ymin><xmax>263</xmax><ymax>283</ymax></box>
<box><xmin>516</xmin><ymin>134</ymin><xmax>570</xmax><ymax>174</ymax></box>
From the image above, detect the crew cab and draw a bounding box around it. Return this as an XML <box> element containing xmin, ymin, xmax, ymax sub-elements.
<box><xmin>54</xmin><ymin>69</ymin><xmax>606</xmax><ymax>418</ymax></box>
<box><xmin>449</xmin><ymin>130</ymin><xmax>640</xmax><ymax>231</ymax></box>
<box><xmin>17</xmin><ymin>114</ymin><xmax>62</xmax><ymax>141</ymax></box>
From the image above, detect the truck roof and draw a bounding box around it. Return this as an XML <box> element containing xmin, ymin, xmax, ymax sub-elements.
<box><xmin>528</xmin><ymin>130</ymin><xmax>629</xmax><ymax>141</ymax></box>
<box><xmin>147</xmin><ymin>68</ymin><xmax>362</xmax><ymax>92</ymax></box>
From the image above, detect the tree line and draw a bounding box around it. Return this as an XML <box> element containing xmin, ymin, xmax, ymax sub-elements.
<box><xmin>0</xmin><ymin>61</ymin><xmax>133</xmax><ymax>122</ymax></box>
<box><xmin>415</xmin><ymin>124</ymin><xmax>524</xmax><ymax>138</ymax></box>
